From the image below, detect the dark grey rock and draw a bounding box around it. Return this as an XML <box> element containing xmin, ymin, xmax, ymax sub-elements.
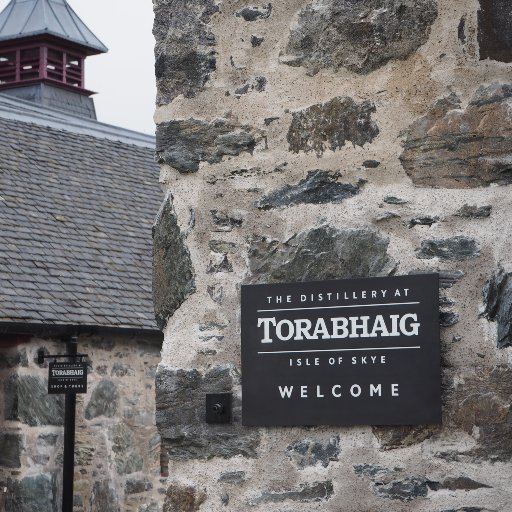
<box><xmin>411</xmin><ymin>270</ymin><xmax>464</xmax><ymax>290</ymax></box>
<box><xmin>235</xmin><ymin>83</ymin><xmax>250</xmax><ymax>96</ymax></box>
<box><xmin>220</xmin><ymin>492</ymin><xmax>229</xmax><ymax>506</ymax></box>
<box><xmin>0</xmin><ymin>348</ymin><xmax>27</xmax><ymax>368</ymax></box>
<box><xmin>0</xmin><ymin>433</ymin><xmax>22</xmax><ymax>468</ymax></box>
<box><xmin>441</xmin><ymin>508</ymin><xmax>488</xmax><ymax>512</ymax></box>
<box><xmin>251</xmin><ymin>35</ymin><xmax>264</xmax><ymax>47</ymax></box>
<box><xmin>286</xmin><ymin>437</ymin><xmax>340</xmax><ymax>469</ymax></box>
<box><xmin>233</xmin><ymin>77</ymin><xmax>267</xmax><ymax>96</ymax></box>
<box><xmin>126</xmin><ymin>477</ymin><xmax>153</xmax><ymax>494</ymax></box>
<box><xmin>456</xmin><ymin>204</ymin><xmax>492</xmax><ymax>218</ymax></box>
<box><xmin>440</xmin><ymin>310</ymin><xmax>459</xmax><ymax>327</ymax></box>
<box><xmin>209</xmin><ymin>240</ymin><xmax>237</xmax><ymax>254</ymax></box>
<box><xmin>458</xmin><ymin>16</ymin><xmax>467</xmax><ymax>44</ymax></box>
<box><xmin>384</xmin><ymin>195</ymin><xmax>408</xmax><ymax>205</ymax></box>
<box><xmin>38</xmin><ymin>433</ymin><xmax>58</xmax><ymax>447</ymax></box>
<box><xmin>218</xmin><ymin>471</ymin><xmax>246</xmax><ymax>483</ymax></box>
<box><xmin>353</xmin><ymin>463</ymin><xmax>392</xmax><ymax>478</ymax></box>
<box><xmin>483</xmin><ymin>266</ymin><xmax>512</xmax><ymax>348</ymax></box>
<box><xmin>156</xmin><ymin>366</ymin><xmax>260</xmax><ymax>460</ymax></box>
<box><xmin>6</xmin><ymin>474</ymin><xmax>57</xmax><ymax>512</ymax></box>
<box><xmin>409</xmin><ymin>216</ymin><xmax>439</xmax><ymax>228</ymax></box>
<box><xmin>5</xmin><ymin>375</ymin><xmax>64</xmax><ymax>426</ymax></box>
<box><xmin>374</xmin><ymin>476</ymin><xmax>428</xmax><ymax>502</ymax></box>
<box><xmin>264</xmin><ymin>117</ymin><xmax>279</xmax><ymax>125</ymax></box>
<box><xmin>432</xmin><ymin>476</ymin><xmax>491</xmax><ymax>491</ymax></box>
<box><xmin>362</xmin><ymin>159</ymin><xmax>381</xmax><ymax>168</ymax></box>
<box><xmin>84</xmin><ymin>380</ymin><xmax>119</xmax><ymax>420</ymax></box>
<box><xmin>153</xmin><ymin>194</ymin><xmax>196</xmax><ymax>330</ymax></box>
<box><xmin>401</xmin><ymin>85</ymin><xmax>512</xmax><ymax>188</ymax></box>
<box><xmin>207</xmin><ymin>284</ymin><xmax>224</xmax><ymax>304</ymax></box>
<box><xmin>288</xmin><ymin>97</ymin><xmax>379</xmax><ymax>155</ymax></box>
<box><xmin>95</xmin><ymin>365</ymin><xmax>108</xmax><ymax>375</ymax></box>
<box><xmin>439</xmin><ymin>270</ymin><xmax>465</xmax><ymax>288</ymax></box>
<box><xmin>372</xmin><ymin>425</ymin><xmax>440</xmax><ymax>450</ymax></box>
<box><xmin>154</xmin><ymin>0</ymin><xmax>218</xmax><ymax>105</ymax></box>
<box><xmin>110</xmin><ymin>363</ymin><xmax>134</xmax><ymax>377</ymax></box>
<box><xmin>32</xmin><ymin>454</ymin><xmax>50</xmax><ymax>465</ymax></box>
<box><xmin>282</xmin><ymin>0</ymin><xmax>437</xmax><ymax>75</ymax></box>
<box><xmin>199</xmin><ymin>321</ymin><xmax>227</xmax><ymax>331</ymax></box>
<box><xmin>256</xmin><ymin>170</ymin><xmax>363</xmax><ymax>209</ymax></box>
<box><xmin>236</xmin><ymin>4</ymin><xmax>272</xmax><ymax>21</ymax></box>
<box><xmin>478</xmin><ymin>0</ymin><xmax>512</xmax><ymax>62</ymax></box>
<box><xmin>75</xmin><ymin>445</ymin><xmax>94</xmax><ymax>466</ymax></box>
<box><xmin>109</xmin><ymin>423</ymin><xmax>143</xmax><ymax>475</ymax></box>
<box><xmin>90</xmin><ymin>481</ymin><xmax>120</xmax><ymax>512</ymax></box>
<box><xmin>207</xmin><ymin>254</ymin><xmax>233</xmax><ymax>273</ymax></box>
<box><xmin>156</xmin><ymin>118</ymin><xmax>257</xmax><ymax>173</ymax></box>
<box><xmin>375</xmin><ymin>211</ymin><xmax>401</xmax><ymax>222</ymax></box>
<box><xmin>163</xmin><ymin>483</ymin><xmax>206</xmax><ymax>512</ymax></box>
<box><xmin>249</xmin><ymin>481</ymin><xmax>333</xmax><ymax>504</ymax></box>
<box><xmin>248</xmin><ymin>226</ymin><xmax>396</xmax><ymax>284</ymax></box>
<box><xmin>416</xmin><ymin>236</ymin><xmax>481</xmax><ymax>261</ymax></box>
<box><xmin>254</xmin><ymin>76</ymin><xmax>267</xmax><ymax>92</ymax></box>
<box><xmin>211</xmin><ymin>210</ymin><xmax>243</xmax><ymax>230</ymax></box>
<box><xmin>139</xmin><ymin>503</ymin><xmax>160</xmax><ymax>512</ymax></box>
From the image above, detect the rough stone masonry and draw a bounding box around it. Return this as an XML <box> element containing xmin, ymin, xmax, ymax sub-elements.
<box><xmin>152</xmin><ymin>1</ymin><xmax>512</xmax><ymax>511</ymax></box>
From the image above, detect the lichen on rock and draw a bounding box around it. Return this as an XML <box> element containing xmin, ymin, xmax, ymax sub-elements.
<box><xmin>153</xmin><ymin>193</ymin><xmax>196</xmax><ymax>330</ymax></box>
<box><xmin>401</xmin><ymin>84</ymin><xmax>512</xmax><ymax>188</ymax></box>
<box><xmin>287</xmin><ymin>97</ymin><xmax>379</xmax><ymax>155</ymax></box>
<box><xmin>446</xmin><ymin>365</ymin><xmax>512</xmax><ymax>461</ymax></box>
<box><xmin>163</xmin><ymin>483</ymin><xmax>206</xmax><ymax>512</ymax></box>
<box><xmin>282</xmin><ymin>0</ymin><xmax>437</xmax><ymax>75</ymax></box>
<box><xmin>153</xmin><ymin>0</ymin><xmax>219</xmax><ymax>105</ymax></box>
<box><xmin>248</xmin><ymin>225</ymin><xmax>396</xmax><ymax>284</ymax></box>
<box><xmin>156</xmin><ymin>118</ymin><xmax>257</xmax><ymax>173</ymax></box>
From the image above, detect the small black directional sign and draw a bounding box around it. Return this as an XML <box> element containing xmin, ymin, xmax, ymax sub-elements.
<box><xmin>241</xmin><ymin>274</ymin><xmax>441</xmax><ymax>426</ymax></box>
<box><xmin>48</xmin><ymin>361</ymin><xmax>88</xmax><ymax>394</ymax></box>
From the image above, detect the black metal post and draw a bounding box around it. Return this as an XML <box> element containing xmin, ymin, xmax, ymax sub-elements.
<box><xmin>62</xmin><ymin>336</ymin><xmax>77</xmax><ymax>512</ymax></box>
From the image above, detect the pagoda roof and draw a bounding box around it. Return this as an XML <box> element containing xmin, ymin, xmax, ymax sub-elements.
<box><xmin>0</xmin><ymin>0</ymin><xmax>108</xmax><ymax>53</ymax></box>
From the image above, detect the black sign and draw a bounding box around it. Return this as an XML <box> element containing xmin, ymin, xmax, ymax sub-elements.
<box><xmin>48</xmin><ymin>362</ymin><xmax>88</xmax><ymax>394</ymax></box>
<box><xmin>241</xmin><ymin>274</ymin><xmax>441</xmax><ymax>426</ymax></box>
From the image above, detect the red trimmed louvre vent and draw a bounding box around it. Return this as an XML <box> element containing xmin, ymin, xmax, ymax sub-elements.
<box><xmin>0</xmin><ymin>43</ymin><xmax>84</xmax><ymax>89</ymax></box>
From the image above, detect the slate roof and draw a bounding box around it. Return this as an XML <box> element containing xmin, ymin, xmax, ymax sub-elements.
<box><xmin>0</xmin><ymin>0</ymin><xmax>108</xmax><ymax>53</ymax></box>
<box><xmin>0</xmin><ymin>94</ymin><xmax>162</xmax><ymax>331</ymax></box>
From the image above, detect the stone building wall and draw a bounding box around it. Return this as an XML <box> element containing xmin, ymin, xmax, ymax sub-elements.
<box><xmin>153</xmin><ymin>1</ymin><xmax>512</xmax><ymax>511</ymax></box>
<box><xmin>0</xmin><ymin>332</ymin><xmax>163</xmax><ymax>512</ymax></box>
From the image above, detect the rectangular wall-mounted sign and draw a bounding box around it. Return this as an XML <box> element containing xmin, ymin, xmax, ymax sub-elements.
<box><xmin>48</xmin><ymin>361</ymin><xmax>88</xmax><ymax>394</ymax></box>
<box><xmin>241</xmin><ymin>274</ymin><xmax>441</xmax><ymax>426</ymax></box>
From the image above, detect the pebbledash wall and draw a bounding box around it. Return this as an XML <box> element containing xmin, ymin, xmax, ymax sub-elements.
<box><xmin>0</xmin><ymin>333</ymin><xmax>163</xmax><ymax>512</ymax></box>
<box><xmin>152</xmin><ymin>1</ymin><xmax>512</xmax><ymax>511</ymax></box>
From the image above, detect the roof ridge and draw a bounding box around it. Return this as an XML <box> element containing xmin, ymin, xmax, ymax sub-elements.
<box><xmin>0</xmin><ymin>93</ymin><xmax>156</xmax><ymax>147</ymax></box>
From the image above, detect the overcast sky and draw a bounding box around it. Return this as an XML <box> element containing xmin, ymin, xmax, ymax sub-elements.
<box><xmin>0</xmin><ymin>0</ymin><xmax>157</xmax><ymax>134</ymax></box>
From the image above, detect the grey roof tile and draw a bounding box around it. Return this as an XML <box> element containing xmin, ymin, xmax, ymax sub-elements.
<box><xmin>0</xmin><ymin>113</ymin><xmax>161</xmax><ymax>331</ymax></box>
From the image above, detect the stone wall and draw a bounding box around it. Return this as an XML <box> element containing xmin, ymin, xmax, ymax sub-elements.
<box><xmin>0</xmin><ymin>332</ymin><xmax>163</xmax><ymax>512</ymax></box>
<box><xmin>153</xmin><ymin>1</ymin><xmax>512</xmax><ymax>511</ymax></box>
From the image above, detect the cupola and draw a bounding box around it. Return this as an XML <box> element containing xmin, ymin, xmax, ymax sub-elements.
<box><xmin>0</xmin><ymin>0</ymin><xmax>107</xmax><ymax>118</ymax></box>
